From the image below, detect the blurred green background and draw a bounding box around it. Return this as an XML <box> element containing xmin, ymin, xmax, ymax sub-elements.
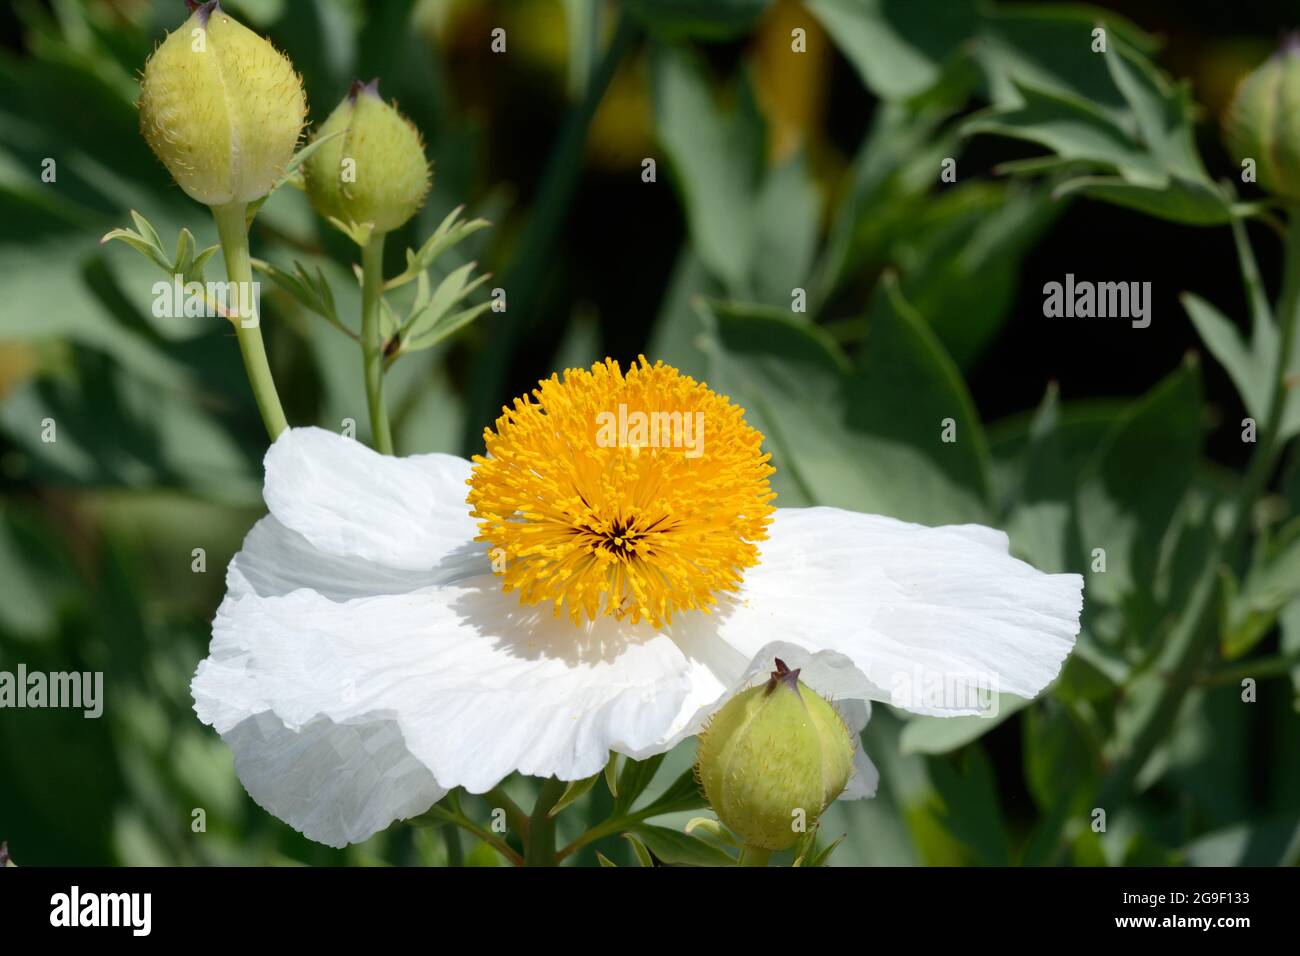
<box><xmin>2</xmin><ymin>0</ymin><xmax>1299</xmax><ymax>866</ymax></box>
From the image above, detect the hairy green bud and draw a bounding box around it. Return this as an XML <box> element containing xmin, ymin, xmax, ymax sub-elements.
<box><xmin>139</xmin><ymin>1</ymin><xmax>306</xmax><ymax>207</ymax></box>
<box><xmin>696</xmin><ymin>659</ymin><xmax>855</xmax><ymax>851</ymax></box>
<box><xmin>302</xmin><ymin>79</ymin><xmax>432</xmax><ymax>237</ymax></box>
<box><xmin>1224</xmin><ymin>35</ymin><xmax>1300</xmax><ymax>202</ymax></box>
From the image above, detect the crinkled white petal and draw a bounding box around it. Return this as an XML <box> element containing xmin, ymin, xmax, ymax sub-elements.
<box><xmin>222</xmin><ymin>711</ymin><xmax>446</xmax><ymax>849</ymax></box>
<box><xmin>193</xmin><ymin>570</ymin><xmax>706</xmax><ymax>845</ymax></box>
<box><xmin>263</xmin><ymin>427</ymin><xmax>478</xmax><ymax>571</ymax></box>
<box><xmin>704</xmin><ymin>507</ymin><xmax>1083</xmax><ymax>716</ymax></box>
<box><xmin>228</xmin><ymin>515</ymin><xmax>487</xmax><ymax>603</ymax></box>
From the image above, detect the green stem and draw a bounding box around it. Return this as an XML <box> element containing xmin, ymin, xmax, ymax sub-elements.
<box><xmin>416</xmin><ymin>801</ymin><xmax>524</xmax><ymax>867</ymax></box>
<box><xmin>443</xmin><ymin>826</ymin><xmax>464</xmax><ymax>867</ymax></box>
<box><xmin>524</xmin><ymin>778</ymin><xmax>566</xmax><ymax>867</ymax></box>
<box><xmin>485</xmin><ymin>786</ymin><xmax>530</xmax><ymax>842</ymax></box>
<box><xmin>738</xmin><ymin>846</ymin><xmax>772</xmax><ymax>868</ymax></box>
<box><xmin>1198</xmin><ymin>649</ymin><xmax>1300</xmax><ymax>687</ymax></box>
<box><xmin>211</xmin><ymin>202</ymin><xmax>289</xmax><ymax>440</ymax></box>
<box><xmin>361</xmin><ymin>233</ymin><xmax>394</xmax><ymax>455</ymax></box>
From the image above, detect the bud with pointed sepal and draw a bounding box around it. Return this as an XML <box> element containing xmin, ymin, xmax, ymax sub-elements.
<box><xmin>695</xmin><ymin>659</ymin><xmax>855</xmax><ymax>852</ymax></box>
<box><xmin>1224</xmin><ymin>34</ymin><xmax>1300</xmax><ymax>203</ymax></box>
<box><xmin>138</xmin><ymin>1</ymin><xmax>306</xmax><ymax>207</ymax></box>
<box><xmin>302</xmin><ymin>79</ymin><xmax>432</xmax><ymax>241</ymax></box>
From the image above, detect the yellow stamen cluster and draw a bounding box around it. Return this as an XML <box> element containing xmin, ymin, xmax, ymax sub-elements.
<box><xmin>468</xmin><ymin>358</ymin><xmax>776</xmax><ymax>628</ymax></box>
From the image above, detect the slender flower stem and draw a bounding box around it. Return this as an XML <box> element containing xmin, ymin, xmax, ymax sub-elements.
<box><xmin>415</xmin><ymin>800</ymin><xmax>524</xmax><ymax>867</ymax></box>
<box><xmin>360</xmin><ymin>233</ymin><xmax>395</xmax><ymax>455</ymax></box>
<box><xmin>555</xmin><ymin>808</ymin><xmax>651</xmax><ymax>862</ymax></box>
<box><xmin>738</xmin><ymin>846</ymin><xmax>771</xmax><ymax>867</ymax></box>
<box><xmin>211</xmin><ymin>202</ymin><xmax>289</xmax><ymax>440</ymax></box>
<box><xmin>524</xmin><ymin>778</ymin><xmax>567</xmax><ymax>867</ymax></box>
<box><xmin>485</xmin><ymin>786</ymin><xmax>530</xmax><ymax>842</ymax></box>
<box><xmin>443</xmin><ymin>826</ymin><xmax>464</xmax><ymax>867</ymax></box>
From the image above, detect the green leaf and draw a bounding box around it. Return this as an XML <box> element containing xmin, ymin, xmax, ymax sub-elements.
<box><xmin>967</xmin><ymin>31</ymin><xmax>1234</xmax><ymax>225</ymax></box>
<box><xmin>603</xmin><ymin>753</ymin><xmax>620</xmax><ymax>800</ymax></box>
<box><xmin>626</xmin><ymin>825</ymin><xmax>736</xmax><ymax>867</ymax></box>
<box><xmin>622</xmin><ymin>833</ymin><xmax>656</xmax><ymax>867</ymax></box>
<box><xmin>387</xmin><ymin>206</ymin><xmax>493</xmax><ymax>293</ymax></box>
<box><xmin>635</xmin><ymin>767</ymin><xmax>707</xmax><ymax>818</ymax></box>
<box><xmin>965</xmin><ymin>79</ymin><xmax>1164</xmax><ymax>182</ymax></box>
<box><xmin>100</xmin><ymin>225</ymin><xmax>171</xmax><ymax>273</ymax></box>
<box><xmin>1181</xmin><ymin>292</ymin><xmax>1271</xmax><ymax>424</ymax></box>
<box><xmin>996</xmin><ymin>389</ymin><xmax>1122</xmax><ymax>574</ymax></box>
<box><xmin>612</xmin><ymin>753</ymin><xmax>666</xmax><ymax>815</ymax></box>
<box><xmin>254</xmin><ymin>258</ymin><xmax>352</xmax><ymax>338</ymax></box>
<box><xmin>396</xmin><ymin>262</ymin><xmax>494</xmax><ymax>356</ymax></box>
<box><xmin>650</xmin><ymin>45</ymin><xmax>765</xmax><ymax>295</ymax></box>
<box><xmin>1183</xmin><ymin>816</ymin><xmax>1300</xmax><ymax>867</ymax></box>
<box><xmin>1181</xmin><ymin>216</ymin><xmax>1300</xmax><ymax>437</ymax></box>
<box><xmin>1224</xmin><ymin>519</ymin><xmax>1300</xmax><ymax>658</ymax></box>
<box><xmin>975</xmin><ymin>5</ymin><xmax>1158</xmax><ymax>119</ymax></box>
<box><xmin>801</xmin><ymin>832</ymin><xmax>847</xmax><ymax>867</ymax></box>
<box><xmin>400</xmin><ymin>301</ymin><xmax>493</xmax><ymax>355</ymax></box>
<box><xmin>696</xmin><ymin>282</ymin><xmax>992</xmax><ymax>524</ymax></box>
<box><xmin>897</xmin><ymin>180</ymin><xmax>1062</xmax><ymax>366</ymax></box>
<box><xmin>1023</xmin><ymin>701</ymin><xmax>1101</xmax><ymax>811</ymax></box>
<box><xmin>927</xmin><ymin>746</ymin><xmax>1010</xmax><ymax>865</ymax></box>
<box><xmin>1100</xmin><ymin>41</ymin><xmax>1206</xmax><ymax>179</ymax></box>
<box><xmin>812</xmin><ymin>100</ymin><xmax>962</xmax><ymax>303</ymax></box>
<box><xmin>808</xmin><ymin>0</ymin><xmax>980</xmax><ymax>101</ymax></box>
<box><xmin>548</xmin><ymin>773</ymin><xmax>601</xmax><ymax>819</ymax></box>
<box><xmin>684</xmin><ymin>817</ymin><xmax>742</xmax><ymax>848</ymax></box>
<box><xmin>0</xmin><ymin>344</ymin><xmax>259</xmax><ymax>503</ymax></box>
<box><xmin>1052</xmin><ymin>174</ymin><xmax>1238</xmax><ymax>226</ymax></box>
<box><xmin>749</xmin><ymin>150</ymin><xmax>819</xmax><ymax>309</ymax></box>
<box><xmin>899</xmin><ymin>695</ymin><xmax>1030</xmax><ymax>756</ymax></box>
<box><xmin>0</xmin><ymin>505</ymin><xmax>82</xmax><ymax>640</ymax></box>
<box><xmin>1075</xmin><ymin>358</ymin><xmax>1203</xmax><ymax>613</ymax></box>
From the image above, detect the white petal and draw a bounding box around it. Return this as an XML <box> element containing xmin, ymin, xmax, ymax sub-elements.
<box><xmin>227</xmin><ymin>516</ymin><xmax>486</xmax><ymax>603</ymax></box>
<box><xmin>193</xmin><ymin>575</ymin><xmax>705</xmax><ymax>845</ymax></box>
<box><xmin>262</xmin><ymin>427</ymin><xmax>478</xmax><ymax>571</ymax></box>
<box><xmin>223</xmin><ymin>711</ymin><xmax>446</xmax><ymax>849</ymax></box>
<box><xmin>707</xmin><ymin>507</ymin><xmax>1083</xmax><ymax>715</ymax></box>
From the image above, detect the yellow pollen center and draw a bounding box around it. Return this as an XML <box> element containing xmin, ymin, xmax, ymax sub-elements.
<box><xmin>467</xmin><ymin>357</ymin><xmax>776</xmax><ymax>628</ymax></box>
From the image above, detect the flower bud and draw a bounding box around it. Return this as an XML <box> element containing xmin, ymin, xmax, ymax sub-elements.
<box><xmin>302</xmin><ymin>79</ymin><xmax>432</xmax><ymax>236</ymax></box>
<box><xmin>138</xmin><ymin>1</ymin><xmax>306</xmax><ymax>207</ymax></box>
<box><xmin>696</xmin><ymin>659</ymin><xmax>854</xmax><ymax>851</ymax></box>
<box><xmin>1224</xmin><ymin>35</ymin><xmax>1300</xmax><ymax>202</ymax></box>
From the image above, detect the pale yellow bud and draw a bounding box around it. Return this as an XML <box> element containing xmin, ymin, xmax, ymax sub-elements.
<box><xmin>1224</xmin><ymin>36</ymin><xmax>1300</xmax><ymax>203</ymax></box>
<box><xmin>139</xmin><ymin>1</ymin><xmax>306</xmax><ymax>207</ymax></box>
<box><xmin>302</xmin><ymin>79</ymin><xmax>432</xmax><ymax>237</ymax></box>
<box><xmin>696</xmin><ymin>659</ymin><xmax>855</xmax><ymax>851</ymax></box>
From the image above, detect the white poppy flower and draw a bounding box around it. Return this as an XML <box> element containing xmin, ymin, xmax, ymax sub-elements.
<box><xmin>192</xmin><ymin>358</ymin><xmax>1083</xmax><ymax>848</ymax></box>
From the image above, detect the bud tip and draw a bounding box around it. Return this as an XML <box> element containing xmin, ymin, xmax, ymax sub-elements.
<box><xmin>766</xmin><ymin>658</ymin><xmax>802</xmax><ymax>696</ymax></box>
<box><xmin>349</xmin><ymin>77</ymin><xmax>381</xmax><ymax>103</ymax></box>
<box><xmin>187</xmin><ymin>0</ymin><xmax>219</xmax><ymax>26</ymax></box>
